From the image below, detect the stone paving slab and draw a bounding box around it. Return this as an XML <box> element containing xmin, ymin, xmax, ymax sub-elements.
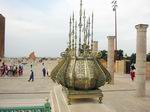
<box><xmin>0</xmin><ymin>78</ymin><xmax>54</xmax><ymax>93</ymax></box>
<box><xmin>70</xmin><ymin>103</ymin><xmax>116</xmax><ymax>112</ymax></box>
<box><xmin>101</xmin><ymin>75</ymin><xmax>150</xmax><ymax>112</ymax></box>
<box><xmin>51</xmin><ymin>85</ymin><xmax>116</xmax><ymax>112</ymax></box>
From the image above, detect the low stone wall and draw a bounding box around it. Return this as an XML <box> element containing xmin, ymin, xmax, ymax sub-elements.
<box><xmin>99</xmin><ymin>59</ymin><xmax>150</xmax><ymax>79</ymax></box>
<box><xmin>99</xmin><ymin>60</ymin><xmax>127</xmax><ymax>74</ymax></box>
<box><xmin>115</xmin><ymin>60</ymin><xmax>125</xmax><ymax>74</ymax></box>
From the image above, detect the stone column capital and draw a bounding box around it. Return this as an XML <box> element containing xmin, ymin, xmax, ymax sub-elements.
<box><xmin>135</xmin><ymin>24</ymin><xmax>148</xmax><ymax>32</ymax></box>
<box><xmin>107</xmin><ymin>36</ymin><xmax>115</xmax><ymax>40</ymax></box>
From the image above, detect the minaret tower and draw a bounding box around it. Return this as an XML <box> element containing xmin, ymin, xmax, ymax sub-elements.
<box><xmin>78</xmin><ymin>0</ymin><xmax>83</xmax><ymax>55</ymax></box>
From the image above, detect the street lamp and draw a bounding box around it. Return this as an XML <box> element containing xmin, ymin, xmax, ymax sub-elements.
<box><xmin>112</xmin><ymin>0</ymin><xmax>118</xmax><ymax>51</ymax></box>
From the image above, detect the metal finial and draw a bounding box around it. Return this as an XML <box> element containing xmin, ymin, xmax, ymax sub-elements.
<box><xmin>83</xmin><ymin>10</ymin><xmax>85</xmax><ymax>19</ymax></box>
<box><xmin>72</xmin><ymin>12</ymin><xmax>75</xmax><ymax>23</ymax></box>
<box><xmin>80</xmin><ymin>0</ymin><xmax>82</xmax><ymax>6</ymax></box>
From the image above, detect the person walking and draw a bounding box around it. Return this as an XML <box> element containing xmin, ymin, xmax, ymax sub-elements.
<box><xmin>130</xmin><ymin>63</ymin><xmax>136</xmax><ymax>81</ymax></box>
<box><xmin>42</xmin><ymin>63</ymin><xmax>46</xmax><ymax>77</ymax></box>
<box><xmin>28</xmin><ymin>64</ymin><xmax>34</xmax><ymax>82</ymax></box>
<box><xmin>19</xmin><ymin>64</ymin><xmax>23</xmax><ymax>76</ymax></box>
<box><xmin>1</xmin><ymin>62</ymin><xmax>6</xmax><ymax>76</ymax></box>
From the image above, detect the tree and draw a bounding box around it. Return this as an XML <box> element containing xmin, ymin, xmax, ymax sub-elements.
<box><xmin>124</xmin><ymin>53</ymin><xmax>130</xmax><ymax>60</ymax></box>
<box><xmin>98</xmin><ymin>50</ymin><xmax>107</xmax><ymax>61</ymax></box>
<box><xmin>115</xmin><ymin>49</ymin><xmax>124</xmax><ymax>60</ymax></box>
<box><xmin>130</xmin><ymin>53</ymin><xmax>136</xmax><ymax>64</ymax></box>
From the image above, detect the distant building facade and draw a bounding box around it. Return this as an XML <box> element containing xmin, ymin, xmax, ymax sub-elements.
<box><xmin>93</xmin><ymin>41</ymin><xmax>98</xmax><ymax>52</ymax></box>
<box><xmin>28</xmin><ymin>52</ymin><xmax>36</xmax><ymax>61</ymax></box>
<box><xmin>0</xmin><ymin>14</ymin><xmax>5</xmax><ymax>58</ymax></box>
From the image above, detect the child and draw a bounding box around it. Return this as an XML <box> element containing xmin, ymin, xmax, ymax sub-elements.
<box><xmin>130</xmin><ymin>63</ymin><xmax>136</xmax><ymax>81</ymax></box>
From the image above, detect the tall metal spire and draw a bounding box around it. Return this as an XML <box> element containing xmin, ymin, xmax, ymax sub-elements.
<box><xmin>78</xmin><ymin>0</ymin><xmax>83</xmax><ymax>54</ymax></box>
<box><xmin>75</xmin><ymin>21</ymin><xmax>77</xmax><ymax>56</ymax></box>
<box><xmin>91</xmin><ymin>13</ymin><xmax>94</xmax><ymax>51</ymax></box>
<box><xmin>83</xmin><ymin>10</ymin><xmax>86</xmax><ymax>45</ymax></box>
<box><xmin>72</xmin><ymin>12</ymin><xmax>75</xmax><ymax>50</ymax></box>
<box><xmin>69</xmin><ymin>16</ymin><xmax>72</xmax><ymax>49</ymax></box>
<box><xmin>88</xmin><ymin>17</ymin><xmax>91</xmax><ymax>46</ymax></box>
<box><xmin>85</xmin><ymin>20</ymin><xmax>88</xmax><ymax>44</ymax></box>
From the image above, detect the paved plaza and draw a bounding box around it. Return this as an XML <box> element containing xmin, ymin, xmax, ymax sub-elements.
<box><xmin>0</xmin><ymin>60</ymin><xmax>150</xmax><ymax>112</ymax></box>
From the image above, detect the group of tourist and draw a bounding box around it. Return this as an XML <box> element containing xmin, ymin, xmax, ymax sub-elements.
<box><xmin>0</xmin><ymin>58</ymin><xmax>136</xmax><ymax>82</ymax></box>
<box><xmin>0</xmin><ymin>62</ymin><xmax>23</xmax><ymax>77</ymax></box>
<box><xmin>28</xmin><ymin>63</ymin><xmax>48</xmax><ymax>82</ymax></box>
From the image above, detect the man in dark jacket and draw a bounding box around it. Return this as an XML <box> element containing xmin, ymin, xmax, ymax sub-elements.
<box><xmin>28</xmin><ymin>65</ymin><xmax>34</xmax><ymax>82</ymax></box>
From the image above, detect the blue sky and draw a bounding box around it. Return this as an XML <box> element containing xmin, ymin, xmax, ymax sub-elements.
<box><xmin>0</xmin><ymin>0</ymin><xmax>150</xmax><ymax>57</ymax></box>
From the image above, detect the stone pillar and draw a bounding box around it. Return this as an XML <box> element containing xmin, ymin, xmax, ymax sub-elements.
<box><xmin>107</xmin><ymin>36</ymin><xmax>115</xmax><ymax>84</ymax></box>
<box><xmin>0</xmin><ymin>14</ymin><xmax>5</xmax><ymax>58</ymax></box>
<box><xmin>135</xmin><ymin>24</ymin><xmax>148</xmax><ymax>97</ymax></box>
<box><xmin>93</xmin><ymin>41</ymin><xmax>98</xmax><ymax>52</ymax></box>
<box><xmin>146</xmin><ymin>62</ymin><xmax>150</xmax><ymax>80</ymax></box>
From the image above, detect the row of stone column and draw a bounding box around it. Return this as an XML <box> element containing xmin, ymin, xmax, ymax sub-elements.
<box><xmin>107</xmin><ymin>24</ymin><xmax>148</xmax><ymax>96</ymax></box>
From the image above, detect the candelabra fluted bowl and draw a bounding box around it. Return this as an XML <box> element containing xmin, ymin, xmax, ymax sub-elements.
<box><xmin>51</xmin><ymin>53</ymin><xmax>111</xmax><ymax>90</ymax></box>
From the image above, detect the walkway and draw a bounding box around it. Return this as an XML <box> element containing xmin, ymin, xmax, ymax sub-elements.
<box><xmin>0</xmin><ymin>62</ymin><xmax>150</xmax><ymax>112</ymax></box>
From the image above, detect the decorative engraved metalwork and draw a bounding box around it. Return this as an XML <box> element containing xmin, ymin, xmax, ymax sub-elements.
<box><xmin>51</xmin><ymin>0</ymin><xmax>111</xmax><ymax>105</ymax></box>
